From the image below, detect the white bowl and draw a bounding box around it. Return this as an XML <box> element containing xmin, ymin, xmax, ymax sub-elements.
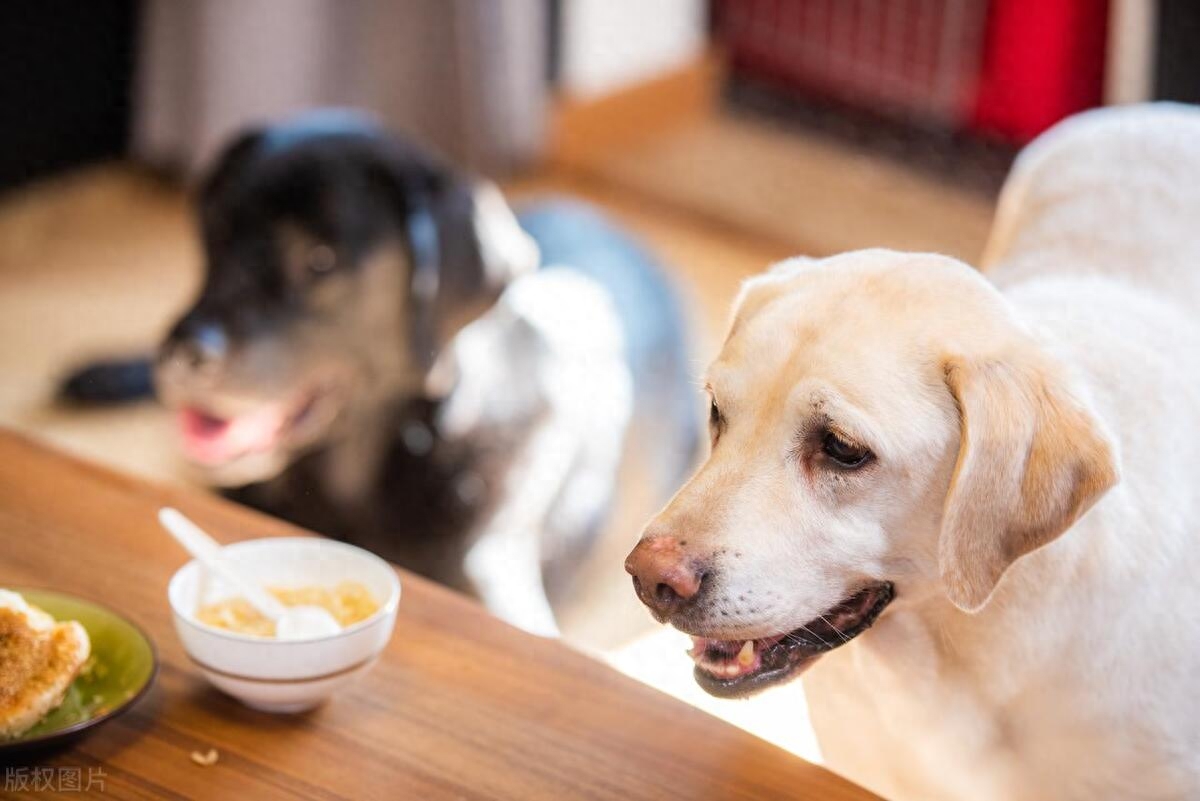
<box><xmin>168</xmin><ymin>537</ymin><xmax>400</xmax><ymax>713</ymax></box>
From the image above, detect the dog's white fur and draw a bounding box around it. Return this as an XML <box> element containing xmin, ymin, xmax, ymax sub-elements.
<box><xmin>647</xmin><ymin>104</ymin><xmax>1200</xmax><ymax>799</ymax></box>
<box><xmin>436</xmin><ymin>268</ymin><xmax>632</xmax><ymax>636</ymax></box>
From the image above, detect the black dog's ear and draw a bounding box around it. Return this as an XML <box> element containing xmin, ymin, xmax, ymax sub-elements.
<box><xmin>196</xmin><ymin>129</ymin><xmax>266</xmax><ymax>233</ymax></box>
<box><xmin>425</xmin><ymin>177</ymin><xmax>538</xmax><ymax>353</ymax></box>
<box><xmin>377</xmin><ymin>144</ymin><xmax>538</xmax><ymax>369</ymax></box>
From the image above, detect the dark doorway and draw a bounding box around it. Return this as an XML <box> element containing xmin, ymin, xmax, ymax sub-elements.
<box><xmin>0</xmin><ymin>0</ymin><xmax>138</xmax><ymax>192</ymax></box>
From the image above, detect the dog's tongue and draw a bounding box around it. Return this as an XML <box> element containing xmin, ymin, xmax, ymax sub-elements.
<box><xmin>177</xmin><ymin>406</ymin><xmax>285</xmax><ymax>465</ymax></box>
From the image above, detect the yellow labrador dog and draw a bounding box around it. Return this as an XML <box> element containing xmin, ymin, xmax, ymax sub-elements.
<box><xmin>626</xmin><ymin>103</ymin><xmax>1200</xmax><ymax>800</ymax></box>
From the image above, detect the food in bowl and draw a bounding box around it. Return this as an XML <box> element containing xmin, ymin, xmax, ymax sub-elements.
<box><xmin>0</xmin><ymin>590</ymin><xmax>91</xmax><ymax>740</ymax></box>
<box><xmin>169</xmin><ymin>537</ymin><xmax>400</xmax><ymax>712</ymax></box>
<box><xmin>196</xmin><ymin>581</ymin><xmax>379</xmax><ymax>637</ymax></box>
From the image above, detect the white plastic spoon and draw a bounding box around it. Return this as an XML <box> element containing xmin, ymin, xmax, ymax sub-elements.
<box><xmin>158</xmin><ymin>507</ymin><xmax>341</xmax><ymax>640</ymax></box>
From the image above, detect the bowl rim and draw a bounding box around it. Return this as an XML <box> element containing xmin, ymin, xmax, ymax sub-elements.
<box><xmin>168</xmin><ymin>536</ymin><xmax>402</xmax><ymax>646</ymax></box>
<box><xmin>0</xmin><ymin>586</ymin><xmax>159</xmax><ymax>751</ymax></box>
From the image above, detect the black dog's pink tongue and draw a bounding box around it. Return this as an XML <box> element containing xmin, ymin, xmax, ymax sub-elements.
<box><xmin>186</xmin><ymin>409</ymin><xmax>227</xmax><ymax>436</ymax></box>
<box><xmin>177</xmin><ymin>406</ymin><xmax>285</xmax><ymax>465</ymax></box>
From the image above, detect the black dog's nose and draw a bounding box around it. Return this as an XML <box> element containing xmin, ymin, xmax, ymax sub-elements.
<box><xmin>161</xmin><ymin>314</ymin><xmax>228</xmax><ymax>372</ymax></box>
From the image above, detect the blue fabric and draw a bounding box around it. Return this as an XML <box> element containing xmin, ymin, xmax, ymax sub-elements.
<box><xmin>517</xmin><ymin>200</ymin><xmax>683</xmax><ymax>377</ymax></box>
<box><xmin>259</xmin><ymin>109</ymin><xmax>383</xmax><ymax>154</ymax></box>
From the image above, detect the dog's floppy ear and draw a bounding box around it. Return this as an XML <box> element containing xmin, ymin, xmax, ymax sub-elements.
<box><xmin>197</xmin><ymin>129</ymin><xmax>265</xmax><ymax>217</ymax></box>
<box><xmin>374</xmin><ymin>142</ymin><xmax>538</xmax><ymax>368</ymax></box>
<box><xmin>420</xmin><ymin>177</ymin><xmax>537</xmax><ymax>322</ymax></box>
<box><xmin>940</xmin><ymin>348</ymin><xmax>1118</xmax><ymax>612</ymax></box>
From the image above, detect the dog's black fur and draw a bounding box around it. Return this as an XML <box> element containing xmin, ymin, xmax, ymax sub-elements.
<box><xmin>183</xmin><ymin>117</ymin><xmax>504</xmax><ymax>378</ymax></box>
<box><xmin>65</xmin><ymin>113</ymin><xmax>698</xmax><ymax>616</ymax></box>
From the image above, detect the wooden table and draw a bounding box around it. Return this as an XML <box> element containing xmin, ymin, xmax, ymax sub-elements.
<box><xmin>0</xmin><ymin>430</ymin><xmax>879</xmax><ymax>800</ymax></box>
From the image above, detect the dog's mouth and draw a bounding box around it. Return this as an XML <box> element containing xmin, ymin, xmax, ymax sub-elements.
<box><xmin>688</xmin><ymin>581</ymin><xmax>894</xmax><ymax>698</ymax></box>
<box><xmin>176</xmin><ymin>384</ymin><xmax>336</xmax><ymax>469</ymax></box>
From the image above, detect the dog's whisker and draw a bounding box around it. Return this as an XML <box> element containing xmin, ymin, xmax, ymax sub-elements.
<box><xmin>818</xmin><ymin>614</ymin><xmax>852</xmax><ymax>644</ymax></box>
<box><xmin>785</xmin><ymin>625</ymin><xmax>832</xmax><ymax>650</ymax></box>
<box><xmin>802</xmin><ymin>625</ymin><xmax>834</xmax><ymax>648</ymax></box>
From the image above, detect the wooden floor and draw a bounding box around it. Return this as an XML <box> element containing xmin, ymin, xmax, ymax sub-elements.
<box><xmin>0</xmin><ymin>166</ymin><xmax>198</xmax><ymax>484</ymax></box>
<box><xmin>556</xmin><ymin>110</ymin><xmax>995</xmax><ymax>263</ymax></box>
<box><xmin>0</xmin><ymin>110</ymin><xmax>997</xmax><ymax>763</ymax></box>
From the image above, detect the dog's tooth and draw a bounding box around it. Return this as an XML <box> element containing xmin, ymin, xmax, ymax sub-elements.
<box><xmin>738</xmin><ymin>640</ymin><xmax>755</xmax><ymax>666</ymax></box>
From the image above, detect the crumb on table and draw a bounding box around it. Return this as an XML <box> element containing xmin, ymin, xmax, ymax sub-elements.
<box><xmin>190</xmin><ymin>748</ymin><xmax>219</xmax><ymax>767</ymax></box>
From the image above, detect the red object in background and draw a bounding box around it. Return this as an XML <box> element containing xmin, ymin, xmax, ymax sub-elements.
<box><xmin>969</xmin><ymin>0</ymin><xmax>1109</xmax><ymax>142</ymax></box>
<box><xmin>715</xmin><ymin>0</ymin><xmax>991</xmax><ymax>128</ymax></box>
<box><xmin>716</xmin><ymin>0</ymin><xmax>1111</xmax><ymax>143</ymax></box>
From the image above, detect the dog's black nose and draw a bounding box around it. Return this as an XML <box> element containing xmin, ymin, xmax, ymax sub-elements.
<box><xmin>161</xmin><ymin>315</ymin><xmax>228</xmax><ymax>372</ymax></box>
<box><xmin>625</xmin><ymin>536</ymin><xmax>706</xmax><ymax>618</ymax></box>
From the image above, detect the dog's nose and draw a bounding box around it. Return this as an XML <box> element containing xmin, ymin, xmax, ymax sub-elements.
<box><xmin>161</xmin><ymin>315</ymin><xmax>228</xmax><ymax>373</ymax></box>
<box><xmin>625</xmin><ymin>536</ymin><xmax>704</xmax><ymax>617</ymax></box>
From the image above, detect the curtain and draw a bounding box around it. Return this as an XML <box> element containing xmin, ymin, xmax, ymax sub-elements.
<box><xmin>133</xmin><ymin>0</ymin><xmax>547</xmax><ymax>177</ymax></box>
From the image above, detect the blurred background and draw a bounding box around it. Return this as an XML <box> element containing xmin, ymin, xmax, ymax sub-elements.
<box><xmin>0</xmin><ymin>0</ymin><xmax>1179</xmax><ymax>762</ymax></box>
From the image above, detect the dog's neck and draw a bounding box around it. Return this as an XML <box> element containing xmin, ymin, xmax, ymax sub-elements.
<box><xmin>320</xmin><ymin>402</ymin><xmax>397</xmax><ymax>507</ymax></box>
<box><xmin>311</xmin><ymin>381</ymin><xmax>445</xmax><ymax>504</ymax></box>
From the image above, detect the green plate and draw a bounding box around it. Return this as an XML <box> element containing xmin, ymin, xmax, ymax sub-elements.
<box><xmin>1</xmin><ymin>589</ymin><xmax>157</xmax><ymax>754</ymax></box>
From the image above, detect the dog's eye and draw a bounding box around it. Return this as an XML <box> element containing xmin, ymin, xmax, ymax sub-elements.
<box><xmin>822</xmin><ymin>431</ymin><xmax>872</xmax><ymax>469</ymax></box>
<box><xmin>709</xmin><ymin>398</ymin><xmax>723</xmax><ymax>440</ymax></box>
<box><xmin>306</xmin><ymin>245</ymin><xmax>337</xmax><ymax>275</ymax></box>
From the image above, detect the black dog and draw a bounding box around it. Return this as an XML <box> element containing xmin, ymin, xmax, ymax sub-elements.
<box><xmin>68</xmin><ymin>111</ymin><xmax>697</xmax><ymax>635</ymax></box>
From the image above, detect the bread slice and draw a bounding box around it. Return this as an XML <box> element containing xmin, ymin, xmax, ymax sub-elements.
<box><xmin>0</xmin><ymin>590</ymin><xmax>91</xmax><ymax>740</ymax></box>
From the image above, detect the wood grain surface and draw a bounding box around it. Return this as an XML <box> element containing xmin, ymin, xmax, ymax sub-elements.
<box><xmin>0</xmin><ymin>429</ymin><xmax>880</xmax><ymax>800</ymax></box>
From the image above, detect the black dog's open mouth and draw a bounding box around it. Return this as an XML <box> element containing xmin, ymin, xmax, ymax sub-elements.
<box><xmin>689</xmin><ymin>582</ymin><xmax>894</xmax><ymax>698</ymax></box>
<box><xmin>176</xmin><ymin>385</ymin><xmax>330</xmax><ymax>467</ymax></box>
